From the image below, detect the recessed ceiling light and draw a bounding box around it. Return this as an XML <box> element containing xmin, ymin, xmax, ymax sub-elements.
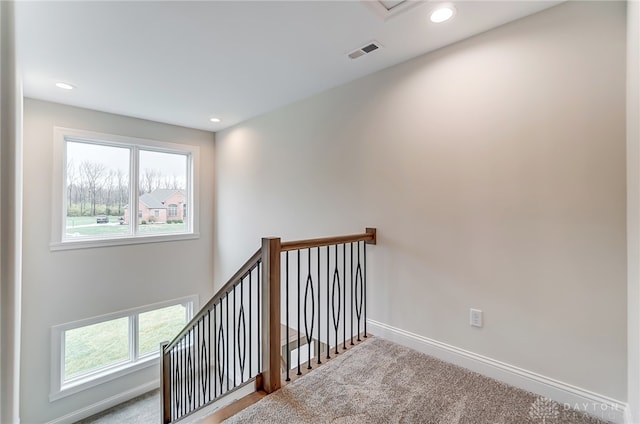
<box><xmin>55</xmin><ymin>82</ymin><xmax>74</xmax><ymax>90</ymax></box>
<box><xmin>430</xmin><ymin>4</ymin><xmax>456</xmax><ymax>23</ymax></box>
<box><xmin>209</xmin><ymin>117</ymin><xmax>221</xmax><ymax>123</ymax></box>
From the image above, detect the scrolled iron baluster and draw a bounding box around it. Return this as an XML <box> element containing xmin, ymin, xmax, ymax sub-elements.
<box><xmin>332</xmin><ymin>245</ymin><xmax>341</xmax><ymax>355</ymax></box>
<box><xmin>200</xmin><ymin>316</ymin><xmax>208</xmax><ymax>404</ymax></box>
<box><xmin>213</xmin><ymin>304</ymin><xmax>217</xmax><ymax>398</ymax></box>
<box><xmin>350</xmin><ymin>242</ymin><xmax>354</xmax><ymax>346</ymax></box>
<box><xmin>343</xmin><ymin>243</ymin><xmax>346</xmax><ymax>350</ymax></box>
<box><xmin>355</xmin><ymin>241</ymin><xmax>364</xmax><ymax>341</ymax></box>
<box><xmin>238</xmin><ymin>278</ymin><xmax>247</xmax><ymax>381</ymax></box>
<box><xmin>304</xmin><ymin>248</ymin><xmax>315</xmax><ymax>370</ymax></box>
<box><xmin>217</xmin><ymin>298</ymin><xmax>225</xmax><ymax>391</ymax></box>
<box><xmin>187</xmin><ymin>329</ymin><xmax>194</xmax><ymax>411</ymax></box>
<box><xmin>174</xmin><ymin>346</ymin><xmax>180</xmax><ymax>419</ymax></box>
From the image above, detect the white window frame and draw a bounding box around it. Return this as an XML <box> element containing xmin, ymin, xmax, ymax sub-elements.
<box><xmin>50</xmin><ymin>295</ymin><xmax>198</xmax><ymax>401</ymax></box>
<box><xmin>50</xmin><ymin>127</ymin><xmax>200</xmax><ymax>250</ymax></box>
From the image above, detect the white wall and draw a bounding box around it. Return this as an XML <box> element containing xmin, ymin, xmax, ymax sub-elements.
<box><xmin>21</xmin><ymin>99</ymin><xmax>215</xmax><ymax>423</ymax></box>
<box><xmin>1</xmin><ymin>1</ymin><xmax>23</xmax><ymax>422</ymax></box>
<box><xmin>216</xmin><ymin>1</ymin><xmax>627</xmax><ymax>403</ymax></box>
<box><xmin>627</xmin><ymin>0</ymin><xmax>640</xmax><ymax>421</ymax></box>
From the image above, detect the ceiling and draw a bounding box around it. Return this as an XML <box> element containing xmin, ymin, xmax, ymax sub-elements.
<box><xmin>15</xmin><ymin>1</ymin><xmax>562</xmax><ymax>132</ymax></box>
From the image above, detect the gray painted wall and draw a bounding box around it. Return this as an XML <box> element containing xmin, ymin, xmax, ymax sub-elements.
<box><xmin>21</xmin><ymin>99</ymin><xmax>215</xmax><ymax>423</ymax></box>
<box><xmin>215</xmin><ymin>1</ymin><xmax>627</xmax><ymax>401</ymax></box>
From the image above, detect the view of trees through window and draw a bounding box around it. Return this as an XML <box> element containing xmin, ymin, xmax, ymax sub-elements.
<box><xmin>64</xmin><ymin>140</ymin><xmax>190</xmax><ymax>239</ymax></box>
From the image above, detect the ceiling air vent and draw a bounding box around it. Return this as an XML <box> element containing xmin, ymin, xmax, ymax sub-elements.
<box><xmin>348</xmin><ymin>41</ymin><xmax>383</xmax><ymax>60</ymax></box>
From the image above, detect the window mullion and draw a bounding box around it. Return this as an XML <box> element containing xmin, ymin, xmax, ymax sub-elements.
<box><xmin>131</xmin><ymin>314</ymin><xmax>139</xmax><ymax>362</ymax></box>
<box><xmin>131</xmin><ymin>146</ymin><xmax>139</xmax><ymax>236</ymax></box>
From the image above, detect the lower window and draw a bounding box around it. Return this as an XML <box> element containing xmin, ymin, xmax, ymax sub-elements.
<box><xmin>50</xmin><ymin>296</ymin><xmax>197</xmax><ymax>401</ymax></box>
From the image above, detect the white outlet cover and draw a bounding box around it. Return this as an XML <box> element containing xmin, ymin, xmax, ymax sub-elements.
<box><xmin>470</xmin><ymin>309</ymin><xmax>483</xmax><ymax>328</ymax></box>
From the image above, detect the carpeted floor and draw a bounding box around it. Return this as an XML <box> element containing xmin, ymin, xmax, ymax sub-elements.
<box><xmin>76</xmin><ymin>338</ymin><xmax>611</xmax><ymax>424</ymax></box>
<box><xmin>75</xmin><ymin>390</ymin><xmax>159</xmax><ymax>424</ymax></box>
<box><xmin>224</xmin><ymin>338</ymin><xmax>609</xmax><ymax>424</ymax></box>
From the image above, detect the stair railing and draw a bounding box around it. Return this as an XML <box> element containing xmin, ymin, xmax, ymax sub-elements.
<box><xmin>160</xmin><ymin>228</ymin><xmax>376</xmax><ymax>423</ymax></box>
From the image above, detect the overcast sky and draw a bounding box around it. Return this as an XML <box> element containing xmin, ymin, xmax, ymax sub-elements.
<box><xmin>66</xmin><ymin>141</ymin><xmax>187</xmax><ymax>181</ymax></box>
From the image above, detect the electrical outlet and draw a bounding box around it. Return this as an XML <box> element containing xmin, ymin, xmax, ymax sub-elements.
<box><xmin>470</xmin><ymin>309</ymin><xmax>483</xmax><ymax>328</ymax></box>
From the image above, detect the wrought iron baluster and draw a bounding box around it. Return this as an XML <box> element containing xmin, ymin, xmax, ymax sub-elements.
<box><xmin>343</xmin><ymin>243</ymin><xmax>346</xmax><ymax>350</ymax></box>
<box><xmin>217</xmin><ymin>298</ymin><xmax>225</xmax><ymax>393</ymax></box>
<box><xmin>249</xmin><ymin>270</ymin><xmax>252</xmax><ymax>378</ymax></box>
<box><xmin>181</xmin><ymin>337</ymin><xmax>185</xmax><ymax>416</ymax></box>
<box><xmin>172</xmin><ymin>346</ymin><xmax>179</xmax><ymax>420</ymax></box>
<box><xmin>187</xmin><ymin>328</ymin><xmax>194</xmax><ymax>411</ymax></box>
<box><xmin>355</xmin><ymin>241</ymin><xmax>364</xmax><ymax>341</ymax></box>
<box><xmin>257</xmin><ymin>260</ymin><xmax>261</xmax><ymax>374</ymax></box>
<box><xmin>326</xmin><ymin>245</ymin><xmax>330</xmax><ymax>359</ymax></box>
<box><xmin>207</xmin><ymin>309</ymin><xmax>211</xmax><ymax>402</ymax></box>
<box><xmin>304</xmin><ymin>248</ymin><xmax>315</xmax><ymax>370</ymax></box>
<box><xmin>297</xmin><ymin>250</ymin><xmax>301</xmax><ymax>375</ymax></box>
<box><xmin>332</xmin><ymin>245</ymin><xmax>341</xmax><ymax>355</ymax></box>
<box><xmin>350</xmin><ymin>242</ymin><xmax>354</xmax><ymax>346</ymax></box>
<box><xmin>213</xmin><ymin>304</ymin><xmax>217</xmax><ymax>398</ymax></box>
<box><xmin>238</xmin><ymin>278</ymin><xmax>246</xmax><ymax>382</ymax></box>
<box><xmin>363</xmin><ymin>241</ymin><xmax>367</xmax><ymax>338</ymax></box>
<box><xmin>317</xmin><ymin>247</ymin><xmax>321</xmax><ymax>364</ymax></box>
<box><xmin>233</xmin><ymin>284</ymin><xmax>236</xmax><ymax>388</ymax></box>
<box><xmin>226</xmin><ymin>292</ymin><xmax>230</xmax><ymax>391</ymax></box>
<box><xmin>195</xmin><ymin>320</ymin><xmax>200</xmax><ymax>408</ymax></box>
<box><xmin>285</xmin><ymin>251</ymin><xmax>290</xmax><ymax>381</ymax></box>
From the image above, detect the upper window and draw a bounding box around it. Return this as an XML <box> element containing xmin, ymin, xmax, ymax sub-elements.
<box><xmin>52</xmin><ymin>128</ymin><xmax>199</xmax><ymax>249</ymax></box>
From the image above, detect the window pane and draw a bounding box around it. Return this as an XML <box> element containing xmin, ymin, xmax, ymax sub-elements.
<box><xmin>65</xmin><ymin>141</ymin><xmax>130</xmax><ymax>239</ymax></box>
<box><xmin>138</xmin><ymin>304</ymin><xmax>187</xmax><ymax>356</ymax></box>
<box><xmin>138</xmin><ymin>150</ymin><xmax>188</xmax><ymax>235</ymax></box>
<box><xmin>64</xmin><ymin>317</ymin><xmax>130</xmax><ymax>380</ymax></box>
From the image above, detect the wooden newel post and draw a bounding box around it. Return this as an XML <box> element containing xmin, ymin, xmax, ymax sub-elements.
<box><xmin>261</xmin><ymin>237</ymin><xmax>282</xmax><ymax>393</ymax></box>
<box><xmin>160</xmin><ymin>342</ymin><xmax>171</xmax><ymax>424</ymax></box>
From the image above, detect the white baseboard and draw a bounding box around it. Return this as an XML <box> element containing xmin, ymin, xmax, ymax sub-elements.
<box><xmin>45</xmin><ymin>380</ymin><xmax>159</xmax><ymax>424</ymax></box>
<box><xmin>367</xmin><ymin>319</ymin><xmax>628</xmax><ymax>424</ymax></box>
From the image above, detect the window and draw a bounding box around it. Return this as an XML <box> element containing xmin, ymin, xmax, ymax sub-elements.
<box><xmin>50</xmin><ymin>296</ymin><xmax>197</xmax><ymax>401</ymax></box>
<box><xmin>52</xmin><ymin>127</ymin><xmax>200</xmax><ymax>250</ymax></box>
<box><xmin>168</xmin><ymin>204</ymin><xmax>178</xmax><ymax>217</ymax></box>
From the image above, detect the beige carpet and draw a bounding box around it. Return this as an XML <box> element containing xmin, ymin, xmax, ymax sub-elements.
<box><xmin>224</xmin><ymin>338</ymin><xmax>609</xmax><ymax>424</ymax></box>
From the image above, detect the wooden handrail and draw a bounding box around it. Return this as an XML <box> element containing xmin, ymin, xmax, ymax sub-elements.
<box><xmin>281</xmin><ymin>228</ymin><xmax>376</xmax><ymax>251</ymax></box>
<box><xmin>164</xmin><ymin>248</ymin><xmax>261</xmax><ymax>351</ymax></box>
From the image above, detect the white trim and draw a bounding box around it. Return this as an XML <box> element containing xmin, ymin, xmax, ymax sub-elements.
<box><xmin>46</xmin><ymin>380</ymin><xmax>159</xmax><ymax>424</ymax></box>
<box><xmin>367</xmin><ymin>319</ymin><xmax>627</xmax><ymax>424</ymax></box>
<box><xmin>49</xmin><ymin>232</ymin><xmax>200</xmax><ymax>251</ymax></box>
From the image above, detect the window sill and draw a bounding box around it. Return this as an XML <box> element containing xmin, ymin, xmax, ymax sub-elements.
<box><xmin>50</xmin><ymin>232</ymin><xmax>200</xmax><ymax>251</ymax></box>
